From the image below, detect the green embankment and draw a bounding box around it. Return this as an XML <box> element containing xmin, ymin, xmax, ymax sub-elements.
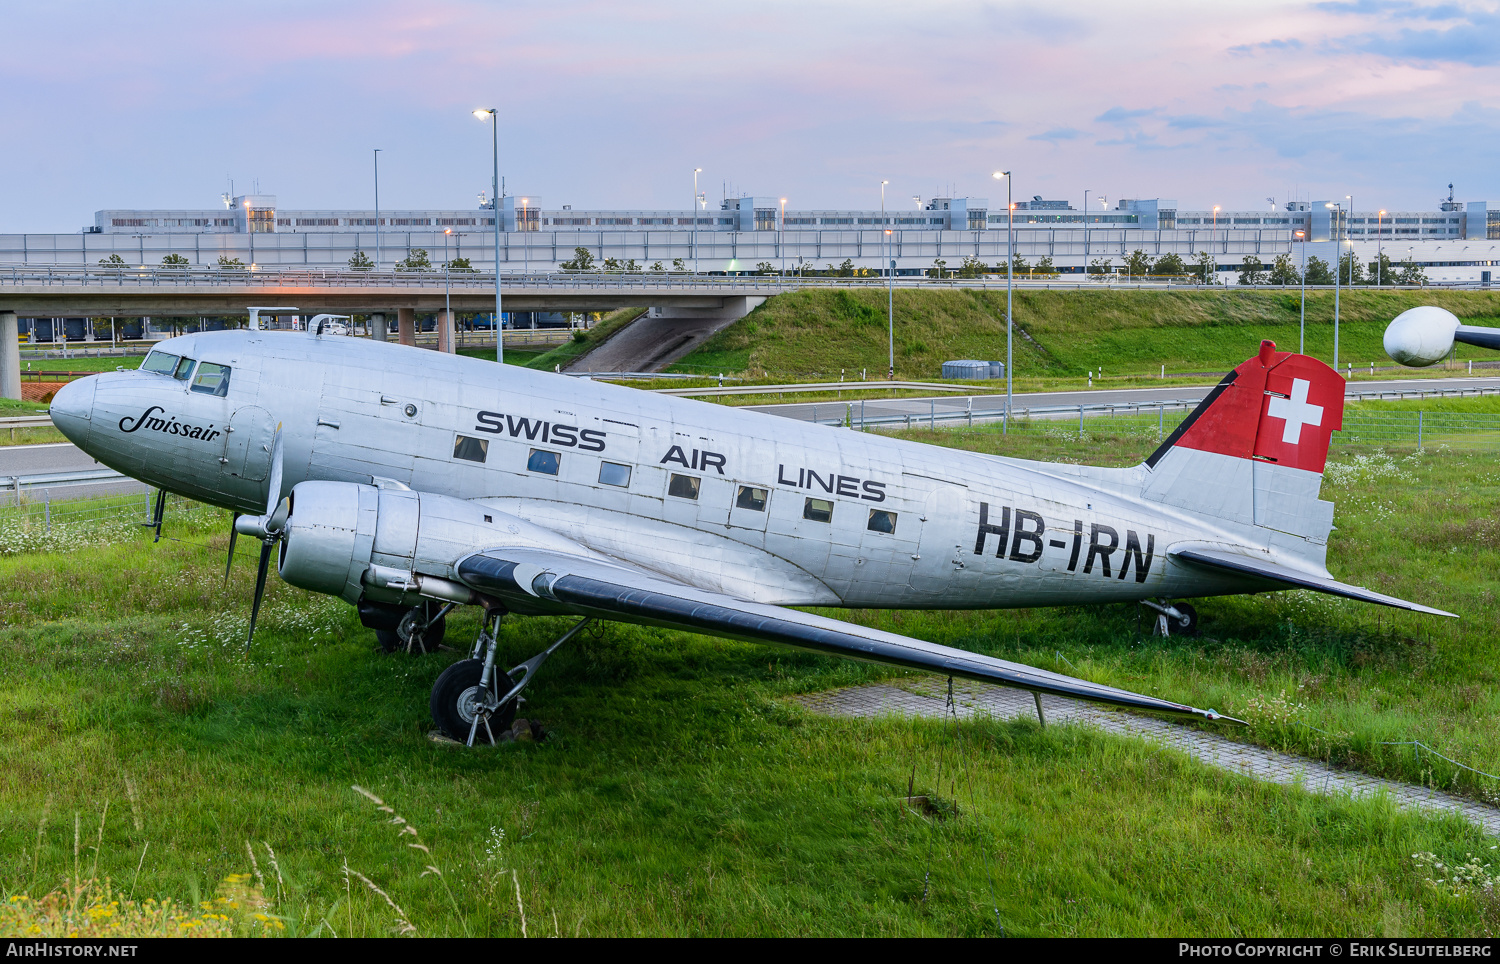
<box><xmin>672</xmin><ymin>288</ymin><xmax>1500</xmax><ymax>380</ymax></box>
<box><xmin>459</xmin><ymin>308</ymin><xmax>648</xmax><ymax>371</ymax></box>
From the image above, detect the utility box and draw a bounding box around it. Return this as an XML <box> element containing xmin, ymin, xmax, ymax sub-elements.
<box><xmin>942</xmin><ymin>360</ymin><xmax>1002</xmax><ymax>380</ymax></box>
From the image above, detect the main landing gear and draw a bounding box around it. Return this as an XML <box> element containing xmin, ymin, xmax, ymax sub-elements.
<box><xmin>361</xmin><ymin>599</ymin><xmax>449</xmax><ymax>654</ymax></box>
<box><xmin>1140</xmin><ymin>599</ymin><xmax>1199</xmax><ymax>637</ymax></box>
<box><xmin>429</xmin><ymin>613</ymin><xmax>593</xmax><ymax>746</ymax></box>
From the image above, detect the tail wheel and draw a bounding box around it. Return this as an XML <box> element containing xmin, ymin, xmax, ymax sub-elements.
<box><xmin>430</xmin><ymin>659</ymin><xmax>518</xmax><ymax>744</ymax></box>
<box><xmin>1174</xmin><ymin>603</ymin><xmax>1200</xmax><ymax>637</ymax></box>
<box><xmin>380</xmin><ymin>603</ymin><xmax>447</xmax><ymax>654</ymax></box>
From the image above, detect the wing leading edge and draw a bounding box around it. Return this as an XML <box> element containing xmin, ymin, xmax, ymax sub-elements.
<box><xmin>1171</xmin><ymin>547</ymin><xmax>1456</xmax><ymax>617</ymax></box>
<box><xmin>456</xmin><ymin>549</ymin><xmax>1241</xmax><ymax>724</ymax></box>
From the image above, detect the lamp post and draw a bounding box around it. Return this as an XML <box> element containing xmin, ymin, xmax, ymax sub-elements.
<box><xmin>1377</xmin><ymin>210</ymin><xmax>1386</xmax><ymax>286</ymax></box>
<box><xmin>1083</xmin><ymin>189</ymin><xmax>1089</xmax><ymax>263</ymax></box>
<box><xmin>885</xmin><ymin>229</ymin><xmax>894</xmax><ymax>380</ymax></box>
<box><xmin>693</xmin><ymin>168</ymin><xmax>702</xmax><ymax>274</ymax></box>
<box><xmin>443</xmin><ymin>228</ymin><xmax>453</xmax><ymax>352</ymax></box>
<box><xmin>1346</xmin><ymin>194</ymin><xmax>1354</xmax><ymax>287</ymax></box>
<box><xmin>993</xmin><ymin>170</ymin><xmax>1013</xmax><ymax>431</ymax></box>
<box><xmin>521</xmin><ymin>197</ymin><xmax>529</xmax><ymax>276</ymax></box>
<box><xmin>1326</xmin><ymin>202</ymin><xmax>1341</xmax><ymax>371</ymax></box>
<box><xmin>373</xmin><ymin>149</ymin><xmax>382</xmax><ymax>270</ymax></box>
<box><xmin>1295</xmin><ymin>229</ymin><xmax>1306</xmax><ymax>353</ymax></box>
<box><xmin>779</xmin><ymin>197</ymin><xmax>787</xmax><ymax>278</ymax></box>
<box><xmin>472</xmin><ymin>109</ymin><xmax>503</xmax><ymax>364</ymax></box>
<box><xmin>1212</xmin><ymin>204</ymin><xmax>1220</xmax><ymax>260</ymax></box>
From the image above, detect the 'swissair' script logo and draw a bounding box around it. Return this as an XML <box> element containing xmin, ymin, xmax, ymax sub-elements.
<box><xmin>118</xmin><ymin>405</ymin><xmax>222</xmax><ymax>442</ymax></box>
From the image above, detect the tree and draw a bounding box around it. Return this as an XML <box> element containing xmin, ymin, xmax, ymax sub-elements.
<box><xmin>394</xmin><ymin>248</ymin><xmax>432</xmax><ymax>271</ymax></box>
<box><xmin>561</xmin><ymin>247</ymin><xmax>596</xmax><ymax>271</ymax></box>
<box><xmin>1192</xmin><ymin>251</ymin><xmax>1218</xmax><ymax>284</ymax></box>
<box><xmin>928</xmin><ymin>258</ymin><xmax>948</xmax><ymax>278</ymax></box>
<box><xmin>671</xmin><ymin>258</ymin><xmax>685</xmax><ymax>271</ymax></box>
<box><xmin>1034</xmin><ymin>255</ymin><xmax>1057</xmax><ymax>277</ymax></box>
<box><xmin>161</xmin><ymin>253</ymin><xmax>190</xmax><ymax>268</ymax></box>
<box><xmin>99</xmin><ymin>253</ymin><xmax>126</xmax><ymax>266</ymax></box>
<box><xmin>1152</xmin><ymin>253</ymin><xmax>1186</xmax><ymax>277</ymax></box>
<box><xmin>348</xmin><ymin>250</ymin><xmax>374</xmax><ymax>271</ymax></box>
<box><xmin>1304</xmin><ymin>256</ymin><xmax>1334</xmax><ymax>285</ymax></box>
<box><xmin>1123</xmin><ymin>249</ymin><xmax>1152</xmax><ymax>279</ymax></box>
<box><xmin>218</xmin><ymin>254</ymin><xmax>245</xmax><ymax>270</ymax></box>
<box><xmin>445</xmin><ymin>256</ymin><xmax>475</xmax><ymax>273</ymax></box>
<box><xmin>1008</xmin><ymin>255</ymin><xmax>1029</xmax><ymax>275</ymax></box>
<box><xmin>1336</xmin><ymin>251</ymin><xmax>1365</xmax><ymax>286</ymax></box>
<box><xmin>1397</xmin><ymin>259</ymin><xmax>1428</xmax><ymax>286</ymax></box>
<box><xmin>1366</xmin><ymin>252</ymin><xmax>1394</xmax><ymax>285</ymax></box>
<box><xmin>624</xmin><ymin>259</ymin><xmax>639</xmax><ymax>273</ymax></box>
<box><xmin>602</xmin><ymin>257</ymin><xmax>622</xmax><ymax>271</ymax></box>
<box><xmin>1268</xmin><ymin>253</ymin><xmax>1299</xmax><ymax>286</ymax></box>
<box><xmin>957</xmin><ymin>256</ymin><xmax>987</xmax><ymax>278</ymax></box>
<box><xmin>1237</xmin><ymin>255</ymin><xmax>1265</xmax><ymax>286</ymax></box>
<box><xmin>651</xmin><ymin>261</ymin><xmax>664</xmax><ymax>272</ymax></box>
<box><xmin>1087</xmin><ymin>257</ymin><xmax>1113</xmax><ymax>277</ymax></box>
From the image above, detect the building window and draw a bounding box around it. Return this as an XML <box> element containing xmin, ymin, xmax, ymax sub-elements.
<box><xmin>527</xmin><ymin>449</ymin><xmax>559</xmax><ymax>475</ymax></box>
<box><xmin>190</xmin><ymin>362</ymin><xmax>231</xmax><ymax>397</ymax></box>
<box><xmin>668</xmin><ymin>474</ymin><xmax>700</xmax><ymax>500</ymax></box>
<box><xmin>803</xmin><ymin>498</ymin><xmax>833</xmax><ymax>523</ymax></box>
<box><xmin>599</xmin><ymin>462</ymin><xmax>631</xmax><ymax>487</ymax></box>
<box><xmin>736</xmin><ymin>485</ymin><xmax>767</xmax><ymax>511</ymax></box>
<box><xmin>453</xmin><ymin>435</ymin><xmax>489</xmax><ymax>463</ymax></box>
<box><xmin>867</xmin><ymin>509</ymin><xmax>897</xmax><ymax>534</ymax></box>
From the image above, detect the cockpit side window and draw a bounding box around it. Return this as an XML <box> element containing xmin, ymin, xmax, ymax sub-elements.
<box><xmin>173</xmin><ymin>356</ymin><xmax>196</xmax><ymax>380</ymax></box>
<box><xmin>190</xmin><ymin>362</ymin><xmax>232</xmax><ymax>397</ymax></box>
<box><xmin>141</xmin><ymin>351</ymin><xmax>179</xmax><ymax>375</ymax></box>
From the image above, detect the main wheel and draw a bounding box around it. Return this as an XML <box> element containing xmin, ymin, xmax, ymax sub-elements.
<box><xmin>379</xmin><ymin>604</ymin><xmax>448</xmax><ymax>654</ymax></box>
<box><xmin>1173</xmin><ymin>602</ymin><xmax>1200</xmax><ymax>636</ymax></box>
<box><xmin>430</xmin><ymin>659</ymin><xmax>518</xmax><ymax>744</ymax></box>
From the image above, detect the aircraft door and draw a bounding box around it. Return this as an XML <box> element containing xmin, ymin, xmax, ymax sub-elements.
<box><xmin>224</xmin><ymin>406</ymin><xmax>275</xmax><ymax>482</ymax></box>
<box><xmin>909</xmin><ymin>484</ymin><xmax>969</xmax><ymax>593</ymax></box>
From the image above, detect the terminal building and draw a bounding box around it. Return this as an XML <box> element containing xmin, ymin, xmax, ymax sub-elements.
<box><xmin>3</xmin><ymin>191</ymin><xmax>1498</xmax><ymax>285</ymax></box>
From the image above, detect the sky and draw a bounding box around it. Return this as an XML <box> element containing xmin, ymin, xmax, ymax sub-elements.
<box><xmin>0</xmin><ymin>0</ymin><xmax>1495</xmax><ymax>231</ymax></box>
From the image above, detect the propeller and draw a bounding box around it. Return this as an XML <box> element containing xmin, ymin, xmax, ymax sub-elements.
<box><xmin>233</xmin><ymin>428</ymin><xmax>287</xmax><ymax>647</ymax></box>
<box><xmin>224</xmin><ymin>513</ymin><xmax>239</xmax><ymax>588</ymax></box>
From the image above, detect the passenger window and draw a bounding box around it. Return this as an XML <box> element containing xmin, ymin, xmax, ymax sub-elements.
<box><xmin>173</xmin><ymin>356</ymin><xmax>196</xmax><ymax>380</ymax></box>
<box><xmin>736</xmin><ymin>485</ymin><xmax>767</xmax><ymax>511</ymax></box>
<box><xmin>803</xmin><ymin>498</ymin><xmax>833</xmax><ymax>523</ymax></box>
<box><xmin>453</xmin><ymin>435</ymin><xmax>489</xmax><ymax>463</ymax></box>
<box><xmin>527</xmin><ymin>449</ymin><xmax>559</xmax><ymax>475</ymax></box>
<box><xmin>141</xmin><ymin>351</ymin><xmax>179</xmax><ymax>375</ymax></box>
<box><xmin>190</xmin><ymin>362</ymin><xmax>232</xmax><ymax>396</ymax></box>
<box><xmin>667</xmin><ymin>474</ymin><xmax>700</xmax><ymax>500</ymax></box>
<box><xmin>867</xmin><ymin>509</ymin><xmax>897</xmax><ymax>534</ymax></box>
<box><xmin>599</xmin><ymin>462</ymin><xmax>632</xmax><ymax>487</ymax></box>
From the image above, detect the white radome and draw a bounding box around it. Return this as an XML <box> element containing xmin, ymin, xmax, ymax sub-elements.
<box><xmin>1384</xmin><ymin>306</ymin><xmax>1462</xmax><ymax>367</ymax></box>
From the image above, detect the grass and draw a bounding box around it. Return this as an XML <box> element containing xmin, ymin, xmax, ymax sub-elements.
<box><xmin>3</xmin><ymin>410</ymin><xmax>1500</xmax><ymax>935</ymax></box>
<box><xmin>671</xmin><ymin>287</ymin><xmax>1500</xmax><ymax>383</ymax></box>
<box><xmin>459</xmin><ymin>308</ymin><xmax>648</xmax><ymax>373</ymax></box>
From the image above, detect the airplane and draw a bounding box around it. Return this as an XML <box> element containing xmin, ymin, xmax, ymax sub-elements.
<box><xmin>45</xmin><ymin>322</ymin><xmax>1452</xmax><ymax>745</ymax></box>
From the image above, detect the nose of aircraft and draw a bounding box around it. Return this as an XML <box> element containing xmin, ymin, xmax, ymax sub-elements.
<box><xmin>49</xmin><ymin>376</ymin><xmax>96</xmax><ymax>447</ymax></box>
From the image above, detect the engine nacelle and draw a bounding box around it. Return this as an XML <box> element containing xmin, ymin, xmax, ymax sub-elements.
<box><xmin>275</xmin><ymin>480</ymin><xmax>579</xmax><ymax>606</ymax></box>
<box><xmin>1384</xmin><ymin>306</ymin><xmax>1461</xmax><ymax>367</ymax></box>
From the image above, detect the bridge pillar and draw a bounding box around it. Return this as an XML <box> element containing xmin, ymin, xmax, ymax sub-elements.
<box><xmin>437</xmin><ymin>310</ymin><xmax>454</xmax><ymax>354</ymax></box>
<box><xmin>397</xmin><ymin>308</ymin><xmax>416</xmax><ymax>346</ymax></box>
<box><xmin>0</xmin><ymin>312</ymin><xmax>18</xmax><ymax>400</ymax></box>
<box><xmin>369</xmin><ymin>312</ymin><xmax>387</xmax><ymax>343</ymax></box>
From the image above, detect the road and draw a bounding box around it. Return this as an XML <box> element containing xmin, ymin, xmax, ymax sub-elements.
<box><xmin>0</xmin><ymin>441</ymin><xmax>147</xmax><ymax>500</ymax></box>
<box><xmin>746</xmin><ymin>376</ymin><xmax>1500</xmax><ymax>423</ymax></box>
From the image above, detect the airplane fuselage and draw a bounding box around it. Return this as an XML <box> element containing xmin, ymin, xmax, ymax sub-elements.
<box><xmin>57</xmin><ymin>330</ymin><xmax>1268</xmax><ymax>610</ymax></box>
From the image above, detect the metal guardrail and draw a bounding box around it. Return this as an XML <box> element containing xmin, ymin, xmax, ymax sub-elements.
<box><xmin>0</xmin><ymin>262</ymin><xmax>1484</xmax><ymax>292</ymax></box>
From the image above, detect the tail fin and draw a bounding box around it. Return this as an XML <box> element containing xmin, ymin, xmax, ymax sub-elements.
<box><xmin>1141</xmin><ymin>341</ymin><xmax>1344</xmax><ymax>543</ymax></box>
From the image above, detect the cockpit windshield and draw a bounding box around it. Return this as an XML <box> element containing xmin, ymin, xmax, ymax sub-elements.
<box><xmin>173</xmin><ymin>356</ymin><xmax>196</xmax><ymax>380</ymax></box>
<box><xmin>141</xmin><ymin>351</ymin><xmax>178</xmax><ymax>375</ymax></box>
<box><xmin>190</xmin><ymin>362</ymin><xmax>231</xmax><ymax>397</ymax></box>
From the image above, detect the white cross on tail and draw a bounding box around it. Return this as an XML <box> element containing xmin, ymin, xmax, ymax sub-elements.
<box><xmin>1266</xmin><ymin>377</ymin><xmax>1323</xmax><ymax>444</ymax></box>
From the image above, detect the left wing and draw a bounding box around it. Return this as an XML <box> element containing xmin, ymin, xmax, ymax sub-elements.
<box><xmin>455</xmin><ymin>548</ymin><xmax>1240</xmax><ymax>724</ymax></box>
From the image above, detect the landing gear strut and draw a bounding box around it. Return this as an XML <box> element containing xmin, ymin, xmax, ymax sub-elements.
<box><xmin>429</xmin><ymin>614</ymin><xmax>592</xmax><ymax>745</ymax></box>
<box><xmin>377</xmin><ymin>600</ymin><xmax>451</xmax><ymax>654</ymax></box>
<box><xmin>1140</xmin><ymin>599</ymin><xmax>1199</xmax><ymax>637</ymax></box>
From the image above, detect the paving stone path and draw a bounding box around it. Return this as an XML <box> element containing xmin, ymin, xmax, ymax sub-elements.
<box><xmin>794</xmin><ymin>682</ymin><xmax>1500</xmax><ymax>837</ymax></box>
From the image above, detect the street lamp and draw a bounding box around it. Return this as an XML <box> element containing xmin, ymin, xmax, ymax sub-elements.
<box><xmin>472</xmin><ymin>108</ymin><xmax>503</xmax><ymax>364</ymax></box>
<box><xmin>1377</xmin><ymin>210</ymin><xmax>1387</xmax><ymax>286</ymax></box>
<box><xmin>443</xmin><ymin>228</ymin><xmax>453</xmax><ymax>353</ymax></box>
<box><xmin>1345</xmin><ymin>194</ymin><xmax>1354</xmax><ymax>287</ymax></box>
<box><xmin>882</xmin><ymin>181</ymin><xmax>891</xmax><ymax>379</ymax></box>
<box><xmin>521</xmin><ymin>197</ymin><xmax>529</xmax><ymax>275</ymax></box>
<box><xmin>993</xmin><ymin>170</ymin><xmax>1013</xmax><ymax>431</ymax></box>
<box><xmin>373</xmin><ymin>149</ymin><xmax>382</xmax><ymax>271</ymax></box>
<box><xmin>1294</xmin><ymin>229</ymin><xmax>1306</xmax><ymax>353</ymax></box>
<box><xmin>1083</xmin><ymin>188</ymin><xmax>1089</xmax><ymax>262</ymax></box>
<box><xmin>693</xmin><ymin>168</ymin><xmax>702</xmax><ymax>274</ymax></box>
<box><xmin>1212</xmin><ymin>205</ymin><xmax>1220</xmax><ymax>260</ymax></box>
<box><xmin>779</xmin><ymin>197</ymin><xmax>787</xmax><ymax>278</ymax></box>
<box><xmin>1326</xmin><ymin>201</ymin><xmax>1342</xmax><ymax>371</ymax></box>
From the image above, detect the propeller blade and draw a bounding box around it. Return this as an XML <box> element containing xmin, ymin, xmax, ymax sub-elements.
<box><xmin>247</xmin><ymin>538</ymin><xmax>273</xmax><ymax>648</ymax></box>
<box><xmin>264</xmin><ymin>427</ymin><xmax>284</xmax><ymax>519</ymax></box>
<box><xmin>224</xmin><ymin>513</ymin><xmax>239</xmax><ymax>588</ymax></box>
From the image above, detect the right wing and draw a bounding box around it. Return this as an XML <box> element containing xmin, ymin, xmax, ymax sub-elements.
<box><xmin>455</xmin><ymin>547</ymin><xmax>1241</xmax><ymax>724</ymax></box>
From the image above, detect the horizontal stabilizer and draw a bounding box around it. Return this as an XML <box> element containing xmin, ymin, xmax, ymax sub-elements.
<box><xmin>457</xmin><ymin>549</ymin><xmax>1240</xmax><ymax>724</ymax></box>
<box><xmin>1171</xmin><ymin>548</ymin><xmax>1455</xmax><ymax>617</ymax></box>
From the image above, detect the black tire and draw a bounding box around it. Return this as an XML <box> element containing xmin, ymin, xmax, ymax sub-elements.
<box><xmin>381</xmin><ymin>604</ymin><xmax>447</xmax><ymax>655</ymax></box>
<box><xmin>430</xmin><ymin>659</ymin><xmax>518</xmax><ymax>744</ymax></box>
<box><xmin>1173</xmin><ymin>602</ymin><xmax>1200</xmax><ymax>636</ymax></box>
